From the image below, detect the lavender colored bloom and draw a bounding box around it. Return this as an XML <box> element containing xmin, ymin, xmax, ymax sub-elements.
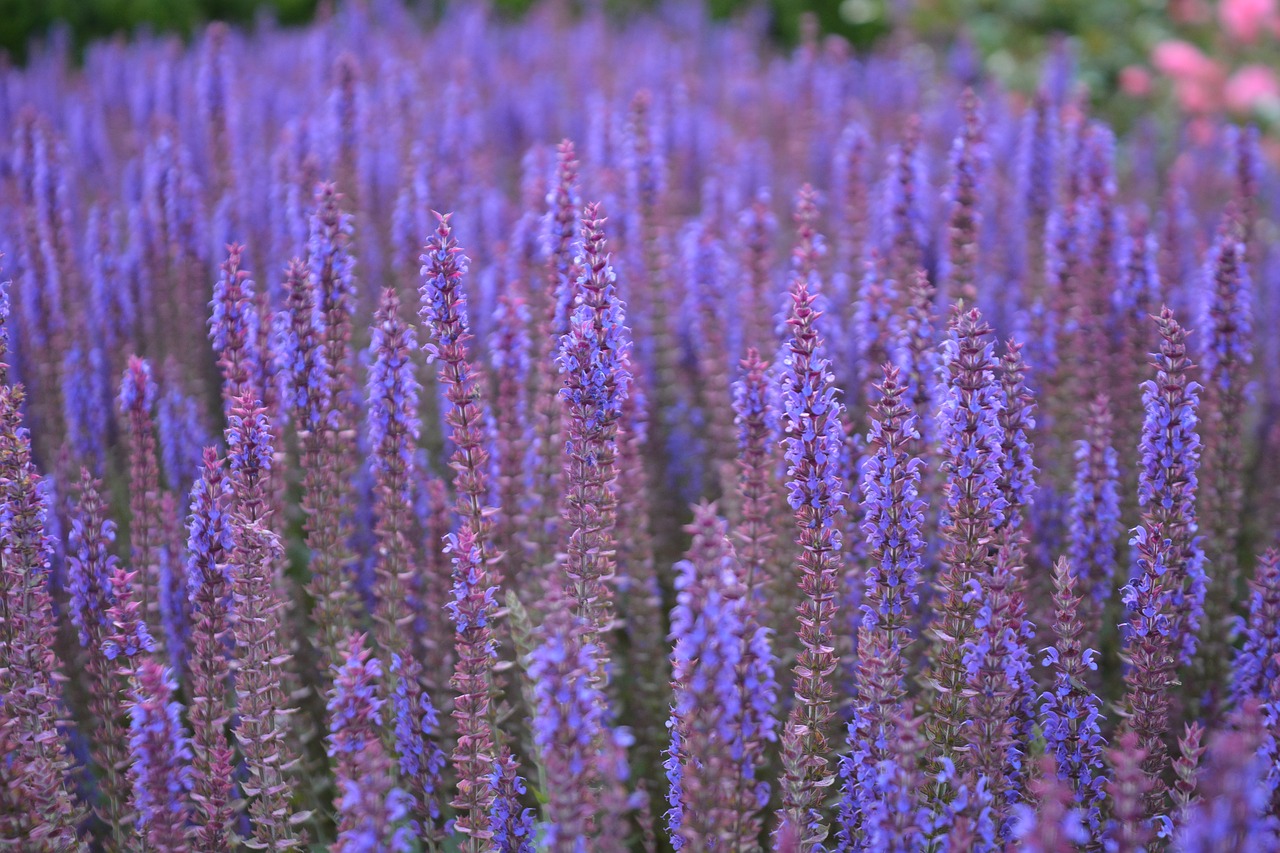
<box><xmin>1232</xmin><ymin>550</ymin><xmax>1280</xmax><ymax>709</ymax></box>
<box><xmin>1120</xmin><ymin>524</ymin><xmax>1179</xmax><ymax>825</ymax></box>
<box><xmin>67</xmin><ymin>475</ymin><xmax>117</xmax><ymax>651</ymax></box>
<box><xmin>1232</xmin><ymin>552</ymin><xmax>1280</xmax><ymax>814</ymax></box>
<box><xmin>927</xmin><ymin>306</ymin><xmax>1007</xmax><ymax>784</ymax></box>
<box><xmin>389</xmin><ymin>654</ymin><xmax>445</xmax><ymax>833</ymax></box>
<box><xmin>118</xmin><ymin>355</ymin><xmax>166</xmax><ymax>650</ymax></box>
<box><xmin>367</xmin><ymin>287</ymin><xmax>420</xmax><ymax>490</ymax></box>
<box><xmin>997</xmin><ymin>341</ymin><xmax>1037</xmax><ymax>539</ymax></box>
<box><xmin>209</xmin><ymin>243</ymin><xmax>261</xmax><ymax>408</ymax></box>
<box><xmin>489</xmin><ymin>759</ymin><xmax>537</xmax><ymax>853</ymax></box>
<box><xmin>327</xmin><ymin>635</ymin><xmax>413</xmax><ymax>853</ymax></box>
<box><xmin>1172</xmin><ymin>727</ymin><xmax>1280</xmax><ymax>851</ymax></box>
<box><xmin>960</xmin><ymin>542</ymin><xmax>1035</xmax><ymax>836</ymax></box>
<box><xmin>527</xmin><ymin>596</ymin><xmax>621</xmax><ymax>849</ymax></box>
<box><xmin>1039</xmin><ymin>558</ymin><xmax>1106</xmax><ymax>841</ymax></box>
<box><xmin>1199</xmin><ymin>216</ymin><xmax>1254</xmax><ymax>691</ymax></box>
<box><xmin>838</xmin><ymin>366</ymin><xmax>927</xmax><ymax>851</ymax></box>
<box><xmin>1137</xmin><ymin>306</ymin><xmax>1204</xmax><ymax>667</ymax></box>
<box><xmin>446</xmin><ymin>523</ymin><xmax>505</xmax><ymax>849</ymax></box>
<box><xmin>128</xmin><ymin>660</ymin><xmax>192</xmax><ymax>852</ymax></box>
<box><xmin>157</xmin><ymin>368</ymin><xmax>207</xmax><ymax>494</ymax></box>
<box><xmin>1009</xmin><ymin>757</ymin><xmax>1089</xmax><ymax>853</ymax></box>
<box><xmin>555</xmin><ymin>206</ymin><xmax>632</xmax><ymax>644</ymax></box>
<box><xmin>1067</xmin><ymin>395</ymin><xmax>1121</xmax><ymax>611</ymax></box>
<box><xmin>0</xmin><ymin>377</ymin><xmax>86</xmax><ymax>845</ymax></box>
<box><xmin>185</xmin><ymin>448</ymin><xmax>236</xmax><ymax>852</ymax></box>
<box><xmin>777</xmin><ymin>226</ymin><xmax>847</xmax><ymax>847</ymax></box>
<box><xmin>62</xmin><ymin>341</ymin><xmax>109</xmax><ymax>470</ymax></box>
<box><xmin>666</xmin><ymin>506</ymin><xmax>777</xmax><ymax>848</ymax></box>
<box><xmin>277</xmin><ymin>257</ymin><xmax>332</xmax><ymax>431</ymax></box>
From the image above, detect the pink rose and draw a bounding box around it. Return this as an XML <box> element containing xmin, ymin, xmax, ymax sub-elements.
<box><xmin>1120</xmin><ymin>65</ymin><xmax>1153</xmax><ymax>97</ymax></box>
<box><xmin>1225</xmin><ymin>64</ymin><xmax>1280</xmax><ymax>112</ymax></box>
<box><xmin>1220</xmin><ymin>0</ymin><xmax>1276</xmax><ymax>43</ymax></box>
<box><xmin>1152</xmin><ymin>40</ymin><xmax>1223</xmax><ymax>82</ymax></box>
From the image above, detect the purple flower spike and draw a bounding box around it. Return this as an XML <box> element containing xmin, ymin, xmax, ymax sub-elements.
<box><xmin>128</xmin><ymin>660</ymin><xmax>192</xmax><ymax>853</ymax></box>
<box><xmin>445</xmin><ymin>521</ymin><xmax>503</xmax><ymax>849</ymax></box>
<box><xmin>776</xmin><ymin>236</ymin><xmax>846</xmax><ymax>848</ymax></box>
<box><xmin>666</xmin><ymin>505</ymin><xmax>777</xmax><ymax>849</ymax></box>
<box><xmin>1120</xmin><ymin>524</ymin><xmax>1178</xmax><ymax>826</ymax></box>
<box><xmin>327</xmin><ymin>635</ymin><xmax>413</xmax><ymax>853</ymax></box>
<box><xmin>0</xmin><ymin>375</ymin><xmax>85</xmax><ymax>845</ymax></box>
<box><xmin>1039</xmin><ymin>558</ymin><xmax>1106</xmax><ymax>843</ymax></box>
<box><xmin>225</xmin><ymin>396</ymin><xmax>303</xmax><ymax>849</ymax></box>
<box><xmin>926</xmin><ymin>306</ymin><xmax>1006</xmax><ymax>786</ymax></box>
<box><xmin>1137</xmin><ymin>306</ymin><xmax>1204</xmax><ymax>667</ymax></box>
<box><xmin>1067</xmin><ymin>395</ymin><xmax>1121</xmax><ymax>615</ymax></box>
<box><xmin>185</xmin><ymin>448</ymin><xmax>235</xmax><ymax>852</ymax></box>
<box><xmin>527</xmin><ymin>591</ymin><xmax>621</xmax><ymax>849</ymax></box>
<box><xmin>838</xmin><ymin>365</ymin><xmax>927</xmax><ymax>851</ymax></box>
<box><xmin>118</xmin><ymin>355</ymin><xmax>166</xmax><ymax>653</ymax></box>
<box><xmin>209</xmin><ymin>243</ymin><xmax>261</xmax><ymax>411</ymax></box>
<box><xmin>555</xmin><ymin>204</ymin><xmax>632</xmax><ymax>645</ymax></box>
<box><xmin>69</xmin><ymin>473</ymin><xmax>136</xmax><ymax>841</ymax></box>
<box><xmin>1200</xmin><ymin>215</ymin><xmax>1253</xmax><ymax>689</ymax></box>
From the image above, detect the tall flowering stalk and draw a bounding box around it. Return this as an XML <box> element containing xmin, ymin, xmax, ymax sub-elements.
<box><xmin>527</xmin><ymin>590</ymin><xmax>625</xmax><ymax>851</ymax></box>
<box><xmin>185</xmin><ymin>448</ymin><xmax>235</xmax><ymax>852</ymax></box>
<box><xmin>226</xmin><ymin>397</ymin><xmax>303</xmax><ymax>849</ymax></box>
<box><xmin>367</xmin><ymin>286</ymin><xmax>444</xmax><ymax>841</ymax></box>
<box><xmin>837</xmin><ymin>365</ymin><xmax>927</xmax><ymax>851</ymax></box>
<box><xmin>419</xmin><ymin>213</ymin><xmax>532</xmax><ymax>846</ymax></box>
<box><xmin>444</xmin><ymin>523</ymin><xmax>509</xmax><ymax>849</ymax></box>
<box><xmin>1171</xmin><ymin>726</ymin><xmax>1280</xmax><ymax>850</ymax></box>
<box><xmin>1232</xmin><ymin>549</ymin><xmax>1280</xmax><ymax>710</ymax></box>
<box><xmin>208</xmin><ymin>243</ymin><xmax>261</xmax><ymax>411</ymax></box>
<box><xmin>327</xmin><ymin>635</ymin><xmax>413</xmax><ymax>853</ymax></box>
<box><xmin>1232</xmin><ymin>551</ymin><xmax>1280</xmax><ymax>815</ymax></box>
<box><xmin>118</xmin><ymin>356</ymin><xmax>166</xmax><ymax>651</ymax></box>
<box><xmin>128</xmin><ymin>661</ymin><xmax>192</xmax><ymax>853</ymax></box>
<box><xmin>278</xmin><ymin>256</ymin><xmax>354</xmax><ymax>672</ymax></box>
<box><xmin>1137</xmin><ymin>306</ymin><xmax>1204</xmax><ymax>668</ymax></box>
<box><xmin>894</xmin><ymin>268</ymin><xmax>938</xmax><ymax>458</ymax></box>
<box><xmin>997</xmin><ymin>340</ymin><xmax>1037</xmax><ymax>541</ymax></box>
<box><xmin>775</xmin><ymin>263</ymin><xmax>846</xmax><ymax>848</ymax></box>
<box><xmin>1119</xmin><ymin>525</ymin><xmax>1178</xmax><ymax>826</ymax></box>
<box><xmin>1066</xmin><ymin>395</ymin><xmax>1121</xmax><ymax>617</ymax></box>
<box><xmin>925</xmin><ymin>306</ymin><xmax>1006</xmax><ymax>783</ymax></box>
<box><xmin>525</xmin><ymin>139</ymin><xmax>579</xmax><ymax>582</ymax></box>
<box><xmin>960</xmin><ymin>542</ymin><xmax>1035</xmax><ymax>836</ymax></box>
<box><xmin>68</xmin><ymin>473</ymin><xmax>134</xmax><ymax>845</ymax></box>
<box><xmin>739</xmin><ymin>188</ymin><xmax>778</xmax><ymax>351</ymax></box>
<box><xmin>0</xmin><ymin>370</ymin><xmax>85</xmax><ymax>847</ymax></box>
<box><xmin>1010</xmin><ymin>756</ymin><xmax>1088</xmax><ymax>852</ymax></box>
<box><xmin>1199</xmin><ymin>220</ymin><xmax>1252</xmax><ymax>687</ymax></box>
<box><xmin>418</xmin><ymin>212</ymin><xmax>495</xmax><ymax>554</ymax></box>
<box><xmin>366</xmin><ymin>287</ymin><xmax>419</xmax><ymax>658</ymax></box>
<box><xmin>1039</xmin><ymin>557</ymin><xmax>1106</xmax><ymax>842</ymax></box>
<box><xmin>665</xmin><ymin>505</ymin><xmax>777</xmax><ymax>850</ymax></box>
<box><xmin>555</xmin><ymin>205</ymin><xmax>632</xmax><ymax>648</ymax></box>
<box><xmin>1104</xmin><ymin>730</ymin><xmax>1154</xmax><ymax>853</ymax></box>
<box><xmin>943</xmin><ymin>89</ymin><xmax>984</xmax><ymax>304</ymax></box>
<box><xmin>490</xmin><ymin>289</ymin><xmax>532</xmax><ymax>588</ymax></box>
<box><xmin>307</xmin><ymin>182</ymin><xmax>362</xmax><ymax>670</ymax></box>
<box><xmin>731</xmin><ymin>349</ymin><xmax>782</xmax><ymax>618</ymax></box>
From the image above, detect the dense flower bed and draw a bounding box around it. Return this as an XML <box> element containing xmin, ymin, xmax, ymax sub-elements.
<box><xmin>0</xmin><ymin>3</ymin><xmax>1278</xmax><ymax>850</ymax></box>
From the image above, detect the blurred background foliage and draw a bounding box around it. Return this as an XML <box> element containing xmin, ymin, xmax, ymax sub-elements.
<box><xmin>1</xmin><ymin>0</ymin><xmax>1276</xmax><ymax>134</ymax></box>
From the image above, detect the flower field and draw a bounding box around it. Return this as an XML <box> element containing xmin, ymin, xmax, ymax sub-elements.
<box><xmin>0</xmin><ymin>2</ymin><xmax>1278</xmax><ymax>850</ymax></box>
